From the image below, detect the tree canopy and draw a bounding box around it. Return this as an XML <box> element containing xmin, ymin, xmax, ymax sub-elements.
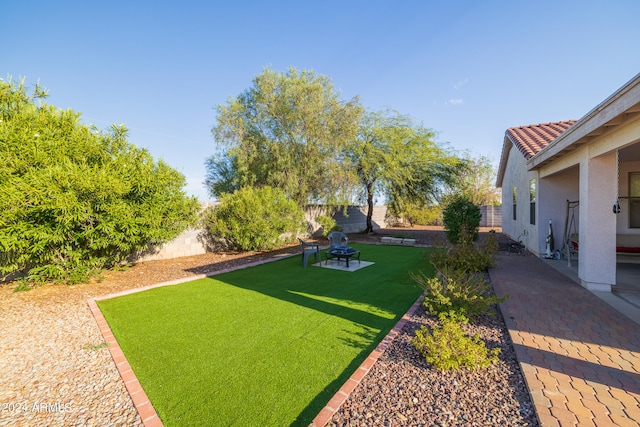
<box><xmin>208</xmin><ymin>67</ymin><xmax>363</xmax><ymax>206</ymax></box>
<box><xmin>445</xmin><ymin>154</ymin><xmax>501</xmax><ymax>206</ymax></box>
<box><xmin>0</xmin><ymin>78</ymin><xmax>200</xmax><ymax>284</ymax></box>
<box><xmin>349</xmin><ymin>109</ymin><xmax>463</xmax><ymax>232</ymax></box>
<box><xmin>207</xmin><ymin>67</ymin><xmax>476</xmax><ymax>234</ymax></box>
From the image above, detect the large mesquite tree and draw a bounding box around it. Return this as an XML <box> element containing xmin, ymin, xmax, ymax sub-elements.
<box><xmin>207</xmin><ymin>67</ymin><xmax>363</xmax><ymax>206</ymax></box>
<box><xmin>0</xmin><ymin>78</ymin><xmax>200</xmax><ymax>284</ymax></box>
<box><xmin>348</xmin><ymin>109</ymin><xmax>463</xmax><ymax>232</ymax></box>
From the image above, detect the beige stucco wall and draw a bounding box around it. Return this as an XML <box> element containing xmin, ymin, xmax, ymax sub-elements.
<box><xmin>537</xmin><ymin>166</ymin><xmax>579</xmax><ymax>256</ymax></box>
<box><xmin>500</xmin><ymin>145</ymin><xmax>540</xmax><ymax>254</ymax></box>
<box><xmin>501</xmin><ymin>75</ymin><xmax>640</xmax><ymax>291</ymax></box>
<box><xmin>532</xmin><ymin>113</ymin><xmax>640</xmax><ymax>290</ymax></box>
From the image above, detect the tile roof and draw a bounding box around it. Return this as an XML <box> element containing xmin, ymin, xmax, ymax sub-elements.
<box><xmin>505</xmin><ymin>120</ymin><xmax>577</xmax><ymax>159</ymax></box>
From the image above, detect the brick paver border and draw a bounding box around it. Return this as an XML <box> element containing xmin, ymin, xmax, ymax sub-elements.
<box><xmin>309</xmin><ymin>294</ymin><xmax>425</xmax><ymax>427</ymax></box>
<box><xmin>88</xmin><ymin>248</ymin><xmax>424</xmax><ymax>427</ymax></box>
<box><xmin>88</xmin><ymin>298</ymin><xmax>164</xmax><ymax>427</ymax></box>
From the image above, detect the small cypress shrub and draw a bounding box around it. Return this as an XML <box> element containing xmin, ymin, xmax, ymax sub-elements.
<box><xmin>442</xmin><ymin>195</ymin><xmax>482</xmax><ymax>244</ymax></box>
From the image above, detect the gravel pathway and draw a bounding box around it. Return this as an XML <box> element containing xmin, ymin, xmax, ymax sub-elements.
<box><xmin>1</xmin><ymin>228</ymin><xmax>538</xmax><ymax>426</ymax></box>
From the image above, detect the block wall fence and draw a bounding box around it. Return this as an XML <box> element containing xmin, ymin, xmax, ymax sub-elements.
<box><xmin>133</xmin><ymin>204</ymin><xmax>502</xmax><ymax>262</ymax></box>
<box><xmin>480</xmin><ymin>205</ymin><xmax>502</xmax><ymax>228</ymax></box>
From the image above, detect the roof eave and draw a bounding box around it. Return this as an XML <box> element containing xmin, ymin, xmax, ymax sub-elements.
<box><xmin>527</xmin><ymin>73</ymin><xmax>640</xmax><ymax>170</ymax></box>
<box><xmin>495</xmin><ymin>134</ymin><xmax>515</xmax><ymax>188</ymax></box>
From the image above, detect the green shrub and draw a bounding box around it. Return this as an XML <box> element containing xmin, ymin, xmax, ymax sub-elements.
<box><xmin>442</xmin><ymin>195</ymin><xmax>482</xmax><ymax>244</ymax></box>
<box><xmin>202</xmin><ymin>186</ymin><xmax>305</xmax><ymax>251</ymax></box>
<box><xmin>413</xmin><ymin>232</ymin><xmax>504</xmax><ymax>317</ymax></box>
<box><xmin>0</xmin><ymin>78</ymin><xmax>200</xmax><ymax>286</ymax></box>
<box><xmin>404</xmin><ymin>205</ymin><xmax>442</xmax><ymax>226</ymax></box>
<box><xmin>413</xmin><ymin>270</ymin><xmax>506</xmax><ymax>317</ymax></box>
<box><xmin>412</xmin><ymin>311</ymin><xmax>500</xmax><ymax>371</ymax></box>
<box><xmin>430</xmin><ymin>231</ymin><xmax>498</xmax><ymax>276</ymax></box>
<box><xmin>315</xmin><ymin>215</ymin><xmax>340</xmax><ymax>236</ymax></box>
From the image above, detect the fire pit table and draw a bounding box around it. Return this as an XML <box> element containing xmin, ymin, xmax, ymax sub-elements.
<box><xmin>325</xmin><ymin>247</ymin><xmax>361</xmax><ymax>268</ymax></box>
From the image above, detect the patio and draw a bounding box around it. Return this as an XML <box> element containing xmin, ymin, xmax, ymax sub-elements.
<box><xmin>543</xmin><ymin>257</ymin><xmax>640</xmax><ymax>324</ymax></box>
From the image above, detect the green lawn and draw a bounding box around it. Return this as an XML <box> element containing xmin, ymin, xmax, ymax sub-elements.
<box><xmin>97</xmin><ymin>243</ymin><xmax>430</xmax><ymax>426</ymax></box>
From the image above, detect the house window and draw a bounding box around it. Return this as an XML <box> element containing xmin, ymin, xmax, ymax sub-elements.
<box><xmin>630</xmin><ymin>172</ymin><xmax>640</xmax><ymax>228</ymax></box>
<box><xmin>529</xmin><ymin>179</ymin><xmax>536</xmax><ymax>225</ymax></box>
<box><xmin>512</xmin><ymin>187</ymin><xmax>517</xmax><ymax>221</ymax></box>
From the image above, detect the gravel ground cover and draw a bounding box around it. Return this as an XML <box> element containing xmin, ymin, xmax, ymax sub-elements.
<box><xmin>0</xmin><ymin>227</ymin><xmax>538</xmax><ymax>427</ymax></box>
<box><xmin>328</xmin><ymin>303</ymin><xmax>539</xmax><ymax>427</ymax></box>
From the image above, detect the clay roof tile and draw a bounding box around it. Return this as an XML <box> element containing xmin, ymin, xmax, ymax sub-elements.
<box><xmin>506</xmin><ymin>120</ymin><xmax>577</xmax><ymax>159</ymax></box>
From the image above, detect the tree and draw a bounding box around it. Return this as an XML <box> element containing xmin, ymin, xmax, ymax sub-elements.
<box><xmin>0</xmin><ymin>78</ymin><xmax>200</xmax><ymax>284</ymax></box>
<box><xmin>348</xmin><ymin>109</ymin><xmax>462</xmax><ymax>232</ymax></box>
<box><xmin>445</xmin><ymin>154</ymin><xmax>501</xmax><ymax>206</ymax></box>
<box><xmin>208</xmin><ymin>67</ymin><xmax>363</xmax><ymax>206</ymax></box>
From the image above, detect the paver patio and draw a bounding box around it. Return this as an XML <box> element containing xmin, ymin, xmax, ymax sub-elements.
<box><xmin>490</xmin><ymin>253</ymin><xmax>640</xmax><ymax>426</ymax></box>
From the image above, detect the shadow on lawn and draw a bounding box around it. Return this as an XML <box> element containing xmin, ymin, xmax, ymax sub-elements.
<box><xmin>185</xmin><ymin>244</ymin><xmax>426</xmax><ymax>328</ymax></box>
<box><xmin>185</xmin><ymin>243</ymin><xmax>427</xmax><ymax>426</ymax></box>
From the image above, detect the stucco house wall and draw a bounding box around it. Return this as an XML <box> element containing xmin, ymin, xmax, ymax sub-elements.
<box><xmin>497</xmin><ymin>73</ymin><xmax>640</xmax><ymax>291</ymax></box>
<box><xmin>500</xmin><ymin>144</ymin><xmax>540</xmax><ymax>253</ymax></box>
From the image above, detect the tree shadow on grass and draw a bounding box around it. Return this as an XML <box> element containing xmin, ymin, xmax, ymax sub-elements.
<box><xmin>290</xmin><ymin>343</ymin><xmax>380</xmax><ymax>427</ymax></box>
<box><xmin>184</xmin><ymin>243</ymin><xmax>428</xmax><ymax>425</ymax></box>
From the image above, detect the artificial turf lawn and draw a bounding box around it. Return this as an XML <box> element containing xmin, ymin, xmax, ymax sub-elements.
<box><xmin>97</xmin><ymin>243</ymin><xmax>431</xmax><ymax>426</ymax></box>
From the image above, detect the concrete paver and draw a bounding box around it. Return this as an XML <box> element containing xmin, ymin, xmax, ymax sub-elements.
<box><xmin>490</xmin><ymin>254</ymin><xmax>640</xmax><ymax>426</ymax></box>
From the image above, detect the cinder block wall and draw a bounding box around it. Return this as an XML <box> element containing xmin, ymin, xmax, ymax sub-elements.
<box><xmin>133</xmin><ymin>228</ymin><xmax>208</xmax><ymax>262</ymax></box>
<box><xmin>479</xmin><ymin>205</ymin><xmax>502</xmax><ymax>228</ymax></box>
<box><xmin>131</xmin><ymin>204</ymin><xmax>390</xmax><ymax>263</ymax></box>
<box><xmin>332</xmin><ymin>206</ymin><xmax>388</xmax><ymax>233</ymax></box>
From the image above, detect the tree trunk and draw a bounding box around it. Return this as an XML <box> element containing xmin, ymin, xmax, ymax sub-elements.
<box><xmin>365</xmin><ymin>182</ymin><xmax>374</xmax><ymax>233</ymax></box>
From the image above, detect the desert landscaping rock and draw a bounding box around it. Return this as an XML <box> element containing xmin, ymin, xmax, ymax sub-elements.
<box><xmin>328</xmin><ymin>305</ymin><xmax>539</xmax><ymax>426</ymax></box>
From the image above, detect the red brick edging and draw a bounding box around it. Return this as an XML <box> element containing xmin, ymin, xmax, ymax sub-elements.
<box><xmin>87</xmin><ymin>298</ymin><xmax>164</xmax><ymax>427</ymax></box>
<box><xmin>87</xmin><ymin>251</ymin><xmax>424</xmax><ymax>427</ymax></box>
<box><xmin>309</xmin><ymin>293</ymin><xmax>425</xmax><ymax>427</ymax></box>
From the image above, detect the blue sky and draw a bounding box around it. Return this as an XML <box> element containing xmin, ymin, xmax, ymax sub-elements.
<box><xmin>4</xmin><ymin>1</ymin><xmax>640</xmax><ymax>201</ymax></box>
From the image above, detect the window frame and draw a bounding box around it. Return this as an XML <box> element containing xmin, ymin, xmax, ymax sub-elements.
<box><xmin>512</xmin><ymin>187</ymin><xmax>517</xmax><ymax>221</ymax></box>
<box><xmin>630</xmin><ymin>172</ymin><xmax>640</xmax><ymax>228</ymax></box>
<box><xmin>529</xmin><ymin>179</ymin><xmax>536</xmax><ymax>225</ymax></box>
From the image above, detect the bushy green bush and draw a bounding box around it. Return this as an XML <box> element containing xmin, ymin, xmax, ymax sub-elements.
<box><xmin>430</xmin><ymin>231</ymin><xmax>498</xmax><ymax>276</ymax></box>
<box><xmin>403</xmin><ymin>205</ymin><xmax>442</xmax><ymax>226</ymax></box>
<box><xmin>415</xmin><ymin>231</ymin><xmax>503</xmax><ymax>317</ymax></box>
<box><xmin>315</xmin><ymin>215</ymin><xmax>340</xmax><ymax>237</ymax></box>
<box><xmin>0</xmin><ymin>79</ymin><xmax>200</xmax><ymax>286</ymax></box>
<box><xmin>411</xmin><ymin>227</ymin><xmax>505</xmax><ymax>370</ymax></box>
<box><xmin>442</xmin><ymin>195</ymin><xmax>482</xmax><ymax>244</ymax></box>
<box><xmin>202</xmin><ymin>186</ymin><xmax>305</xmax><ymax>251</ymax></box>
<box><xmin>412</xmin><ymin>269</ymin><xmax>506</xmax><ymax>318</ymax></box>
<box><xmin>412</xmin><ymin>311</ymin><xmax>500</xmax><ymax>371</ymax></box>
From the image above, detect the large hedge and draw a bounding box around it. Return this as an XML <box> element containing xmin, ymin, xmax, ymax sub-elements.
<box><xmin>0</xmin><ymin>78</ymin><xmax>200</xmax><ymax>284</ymax></box>
<box><xmin>202</xmin><ymin>186</ymin><xmax>305</xmax><ymax>251</ymax></box>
